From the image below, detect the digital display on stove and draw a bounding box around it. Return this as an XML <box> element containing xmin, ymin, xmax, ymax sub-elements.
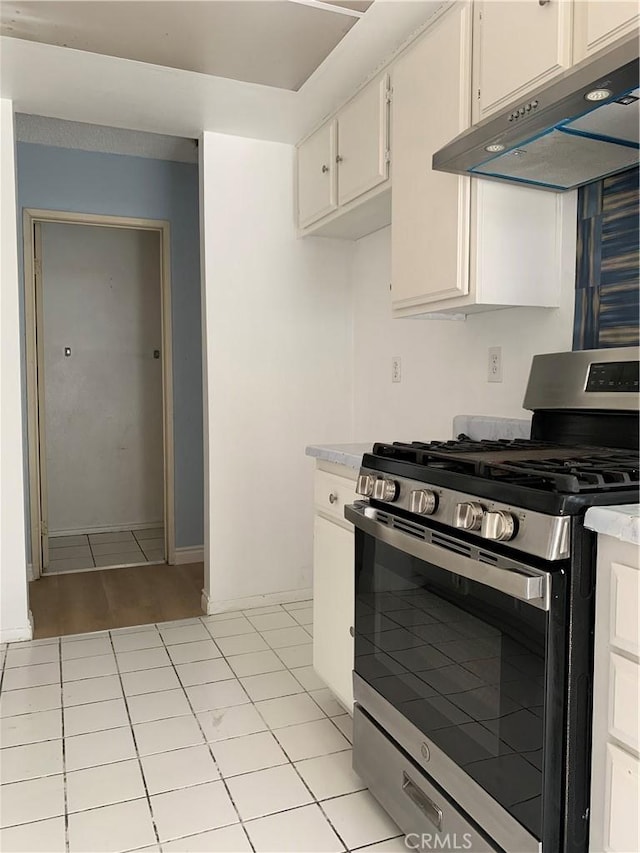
<box><xmin>585</xmin><ymin>361</ymin><xmax>639</xmax><ymax>393</ymax></box>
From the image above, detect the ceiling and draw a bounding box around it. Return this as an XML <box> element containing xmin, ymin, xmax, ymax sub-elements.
<box><xmin>0</xmin><ymin>2</ymin><xmax>443</xmax><ymax>144</ymax></box>
<box><xmin>0</xmin><ymin>0</ymin><xmax>374</xmax><ymax>91</ymax></box>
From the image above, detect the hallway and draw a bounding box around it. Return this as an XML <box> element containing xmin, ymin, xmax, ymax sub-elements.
<box><xmin>29</xmin><ymin>563</ymin><xmax>204</xmax><ymax>639</ymax></box>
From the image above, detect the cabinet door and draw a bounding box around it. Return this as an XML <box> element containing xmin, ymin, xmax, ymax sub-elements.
<box><xmin>604</xmin><ymin>743</ymin><xmax>640</xmax><ymax>852</ymax></box>
<box><xmin>574</xmin><ymin>1</ymin><xmax>639</xmax><ymax>62</ymax></box>
<box><xmin>337</xmin><ymin>74</ymin><xmax>390</xmax><ymax>207</ymax></box>
<box><xmin>297</xmin><ymin>120</ymin><xmax>337</xmax><ymax>228</ymax></box>
<box><xmin>391</xmin><ymin>3</ymin><xmax>472</xmax><ymax>308</ymax></box>
<box><xmin>312</xmin><ymin>515</ymin><xmax>354</xmax><ymax>711</ymax></box>
<box><xmin>473</xmin><ymin>0</ymin><xmax>572</xmax><ymax>122</ymax></box>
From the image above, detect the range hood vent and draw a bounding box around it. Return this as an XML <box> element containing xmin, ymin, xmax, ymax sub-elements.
<box><xmin>433</xmin><ymin>38</ymin><xmax>639</xmax><ymax>191</ymax></box>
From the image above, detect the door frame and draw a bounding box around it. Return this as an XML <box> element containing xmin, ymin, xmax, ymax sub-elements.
<box><xmin>23</xmin><ymin>208</ymin><xmax>176</xmax><ymax>578</ymax></box>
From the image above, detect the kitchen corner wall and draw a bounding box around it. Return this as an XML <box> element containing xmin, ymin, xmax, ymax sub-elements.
<box><xmin>200</xmin><ymin>132</ymin><xmax>353</xmax><ymax>611</ymax></box>
<box><xmin>352</xmin><ymin>222</ymin><xmax>578</xmax><ymax>442</ymax></box>
<box><xmin>1</xmin><ymin>100</ymin><xmax>31</xmax><ymax>641</ymax></box>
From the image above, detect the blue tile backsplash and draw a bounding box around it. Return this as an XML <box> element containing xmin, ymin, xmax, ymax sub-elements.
<box><xmin>573</xmin><ymin>166</ymin><xmax>639</xmax><ymax>350</ymax></box>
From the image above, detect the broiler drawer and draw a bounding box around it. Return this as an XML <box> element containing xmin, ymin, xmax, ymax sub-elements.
<box><xmin>353</xmin><ymin>705</ymin><xmax>499</xmax><ymax>852</ymax></box>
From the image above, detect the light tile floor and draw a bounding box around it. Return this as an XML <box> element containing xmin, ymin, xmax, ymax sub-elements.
<box><xmin>46</xmin><ymin>528</ymin><xmax>165</xmax><ymax>574</ymax></box>
<box><xmin>0</xmin><ymin>601</ymin><xmax>405</xmax><ymax>853</ymax></box>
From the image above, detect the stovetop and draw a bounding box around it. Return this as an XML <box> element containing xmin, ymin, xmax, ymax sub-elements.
<box><xmin>371</xmin><ymin>438</ymin><xmax>640</xmax><ymax>495</ymax></box>
<box><xmin>364</xmin><ymin>438</ymin><xmax>640</xmax><ymax>516</ymax></box>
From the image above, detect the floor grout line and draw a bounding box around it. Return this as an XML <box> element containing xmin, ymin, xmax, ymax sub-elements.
<box><xmin>106</xmin><ymin>629</ymin><xmax>162</xmax><ymax>851</ymax></box>
<box><xmin>154</xmin><ymin>623</ymin><xmax>257</xmax><ymax>853</ymax></box>
<box><xmin>57</xmin><ymin>637</ymin><xmax>70</xmax><ymax>853</ymax></box>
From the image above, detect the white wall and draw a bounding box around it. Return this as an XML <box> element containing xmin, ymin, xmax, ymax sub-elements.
<box><xmin>0</xmin><ymin>99</ymin><xmax>31</xmax><ymax>641</ymax></box>
<box><xmin>352</xmin><ymin>223</ymin><xmax>577</xmax><ymax>442</ymax></box>
<box><xmin>200</xmin><ymin>132</ymin><xmax>353</xmax><ymax>611</ymax></box>
<box><xmin>41</xmin><ymin>223</ymin><xmax>164</xmax><ymax>536</ymax></box>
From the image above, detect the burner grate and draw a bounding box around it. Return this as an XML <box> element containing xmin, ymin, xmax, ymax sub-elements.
<box><xmin>483</xmin><ymin>456</ymin><xmax>640</xmax><ymax>494</ymax></box>
<box><xmin>371</xmin><ymin>440</ymin><xmax>640</xmax><ymax>496</ymax></box>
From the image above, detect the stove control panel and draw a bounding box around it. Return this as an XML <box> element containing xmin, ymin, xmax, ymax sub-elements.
<box><xmin>454</xmin><ymin>502</ymin><xmax>484</xmax><ymax>531</ymax></box>
<box><xmin>353</xmin><ymin>466</ymin><xmax>572</xmax><ymax>560</ymax></box>
<box><xmin>586</xmin><ymin>360</ymin><xmax>639</xmax><ymax>393</ymax></box>
<box><xmin>481</xmin><ymin>510</ymin><xmax>516</xmax><ymax>542</ymax></box>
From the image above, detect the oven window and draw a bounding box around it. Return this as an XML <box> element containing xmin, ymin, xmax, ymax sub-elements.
<box><xmin>354</xmin><ymin>531</ymin><xmax>548</xmax><ymax>839</ymax></box>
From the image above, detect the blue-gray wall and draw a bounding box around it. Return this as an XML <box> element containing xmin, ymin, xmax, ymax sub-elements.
<box><xmin>17</xmin><ymin>143</ymin><xmax>203</xmax><ymax>549</ymax></box>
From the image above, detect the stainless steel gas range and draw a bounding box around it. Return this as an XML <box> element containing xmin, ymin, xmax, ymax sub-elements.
<box><xmin>345</xmin><ymin>348</ymin><xmax>639</xmax><ymax>853</ymax></box>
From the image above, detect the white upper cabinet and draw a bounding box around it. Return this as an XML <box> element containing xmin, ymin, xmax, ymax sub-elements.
<box><xmin>296</xmin><ymin>74</ymin><xmax>391</xmax><ymax>238</ymax></box>
<box><xmin>297</xmin><ymin>120</ymin><xmax>337</xmax><ymax>229</ymax></box>
<box><xmin>391</xmin><ymin>1</ymin><xmax>574</xmax><ymax>317</ymax></box>
<box><xmin>391</xmin><ymin>3</ymin><xmax>472</xmax><ymax>306</ymax></box>
<box><xmin>472</xmin><ymin>0</ymin><xmax>573</xmax><ymax>122</ymax></box>
<box><xmin>336</xmin><ymin>74</ymin><xmax>390</xmax><ymax>207</ymax></box>
<box><xmin>573</xmin><ymin>0</ymin><xmax>639</xmax><ymax>62</ymax></box>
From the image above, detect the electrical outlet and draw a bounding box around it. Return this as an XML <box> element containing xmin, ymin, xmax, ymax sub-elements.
<box><xmin>392</xmin><ymin>356</ymin><xmax>402</xmax><ymax>383</ymax></box>
<box><xmin>488</xmin><ymin>346</ymin><xmax>502</xmax><ymax>383</ymax></box>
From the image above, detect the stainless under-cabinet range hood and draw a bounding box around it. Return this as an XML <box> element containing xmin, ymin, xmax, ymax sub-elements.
<box><xmin>433</xmin><ymin>38</ymin><xmax>639</xmax><ymax>191</ymax></box>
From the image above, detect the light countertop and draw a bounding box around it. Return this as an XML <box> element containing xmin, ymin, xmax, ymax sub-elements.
<box><xmin>584</xmin><ymin>504</ymin><xmax>640</xmax><ymax>546</ymax></box>
<box><xmin>305</xmin><ymin>443</ymin><xmax>373</xmax><ymax>469</ymax></box>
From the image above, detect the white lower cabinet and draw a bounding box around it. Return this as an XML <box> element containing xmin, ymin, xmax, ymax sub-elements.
<box><xmin>589</xmin><ymin>535</ymin><xmax>640</xmax><ymax>853</ymax></box>
<box><xmin>312</xmin><ymin>465</ymin><xmax>356</xmax><ymax>713</ymax></box>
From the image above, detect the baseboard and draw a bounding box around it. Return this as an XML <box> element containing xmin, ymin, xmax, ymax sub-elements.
<box><xmin>50</xmin><ymin>522</ymin><xmax>163</xmax><ymax>537</ymax></box>
<box><xmin>1</xmin><ymin>612</ymin><xmax>34</xmax><ymax>644</ymax></box>
<box><xmin>175</xmin><ymin>546</ymin><xmax>204</xmax><ymax>565</ymax></box>
<box><xmin>202</xmin><ymin>587</ymin><xmax>313</xmax><ymax>616</ymax></box>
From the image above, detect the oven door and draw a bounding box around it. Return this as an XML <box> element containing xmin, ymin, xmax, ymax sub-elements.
<box><xmin>346</xmin><ymin>502</ymin><xmax>566</xmax><ymax>853</ymax></box>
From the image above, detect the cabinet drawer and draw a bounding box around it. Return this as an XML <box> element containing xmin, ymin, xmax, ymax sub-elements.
<box><xmin>609</xmin><ymin>652</ymin><xmax>640</xmax><ymax>752</ymax></box>
<box><xmin>605</xmin><ymin>743</ymin><xmax>640</xmax><ymax>853</ymax></box>
<box><xmin>314</xmin><ymin>470</ymin><xmax>357</xmax><ymax>523</ymax></box>
<box><xmin>611</xmin><ymin>560</ymin><xmax>639</xmax><ymax>657</ymax></box>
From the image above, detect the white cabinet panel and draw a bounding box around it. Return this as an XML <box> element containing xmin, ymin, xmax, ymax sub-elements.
<box><xmin>337</xmin><ymin>74</ymin><xmax>390</xmax><ymax>207</ymax></box>
<box><xmin>473</xmin><ymin>0</ymin><xmax>572</xmax><ymax>122</ymax></box>
<box><xmin>391</xmin><ymin>2</ymin><xmax>472</xmax><ymax>307</ymax></box>
<box><xmin>297</xmin><ymin>120</ymin><xmax>337</xmax><ymax>228</ymax></box>
<box><xmin>574</xmin><ymin>1</ymin><xmax>639</xmax><ymax>62</ymax></box>
<box><xmin>611</xmin><ymin>560</ymin><xmax>639</xmax><ymax>657</ymax></box>
<box><xmin>313</xmin><ymin>514</ymin><xmax>354</xmax><ymax>712</ymax></box>
<box><xmin>590</xmin><ymin>537</ymin><xmax>640</xmax><ymax>853</ymax></box>
<box><xmin>604</xmin><ymin>743</ymin><xmax>640</xmax><ymax>853</ymax></box>
<box><xmin>609</xmin><ymin>652</ymin><xmax>640</xmax><ymax>752</ymax></box>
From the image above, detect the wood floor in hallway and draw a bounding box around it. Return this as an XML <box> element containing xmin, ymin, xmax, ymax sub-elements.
<box><xmin>29</xmin><ymin>562</ymin><xmax>204</xmax><ymax>638</ymax></box>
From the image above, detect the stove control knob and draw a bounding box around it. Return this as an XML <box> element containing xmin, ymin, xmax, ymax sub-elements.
<box><xmin>373</xmin><ymin>478</ymin><xmax>398</xmax><ymax>502</ymax></box>
<box><xmin>454</xmin><ymin>502</ymin><xmax>484</xmax><ymax>531</ymax></box>
<box><xmin>356</xmin><ymin>474</ymin><xmax>375</xmax><ymax>497</ymax></box>
<box><xmin>410</xmin><ymin>489</ymin><xmax>438</xmax><ymax>515</ymax></box>
<box><xmin>481</xmin><ymin>510</ymin><xmax>516</xmax><ymax>542</ymax></box>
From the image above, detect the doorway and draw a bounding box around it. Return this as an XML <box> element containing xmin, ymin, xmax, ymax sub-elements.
<box><xmin>24</xmin><ymin>210</ymin><xmax>175</xmax><ymax>579</ymax></box>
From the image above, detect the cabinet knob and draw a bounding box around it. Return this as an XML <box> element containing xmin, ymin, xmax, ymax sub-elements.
<box><xmin>538</xmin><ymin>0</ymin><xmax>550</xmax><ymax>5</ymax></box>
<box><xmin>328</xmin><ymin>493</ymin><xmax>338</xmax><ymax>504</ymax></box>
<box><xmin>336</xmin><ymin>155</ymin><xmax>343</xmax><ymax>163</ymax></box>
<box><xmin>349</xmin><ymin>626</ymin><xmax>354</xmax><ymax>637</ymax></box>
<box><xmin>321</xmin><ymin>164</ymin><xmax>329</xmax><ymax>173</ymax></box>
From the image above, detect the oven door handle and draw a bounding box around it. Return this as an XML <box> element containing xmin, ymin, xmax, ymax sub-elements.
<box><xmin>345</xmin><ymin>503</ymin><xmax>549</xmax><ymax>610</ymax></box>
